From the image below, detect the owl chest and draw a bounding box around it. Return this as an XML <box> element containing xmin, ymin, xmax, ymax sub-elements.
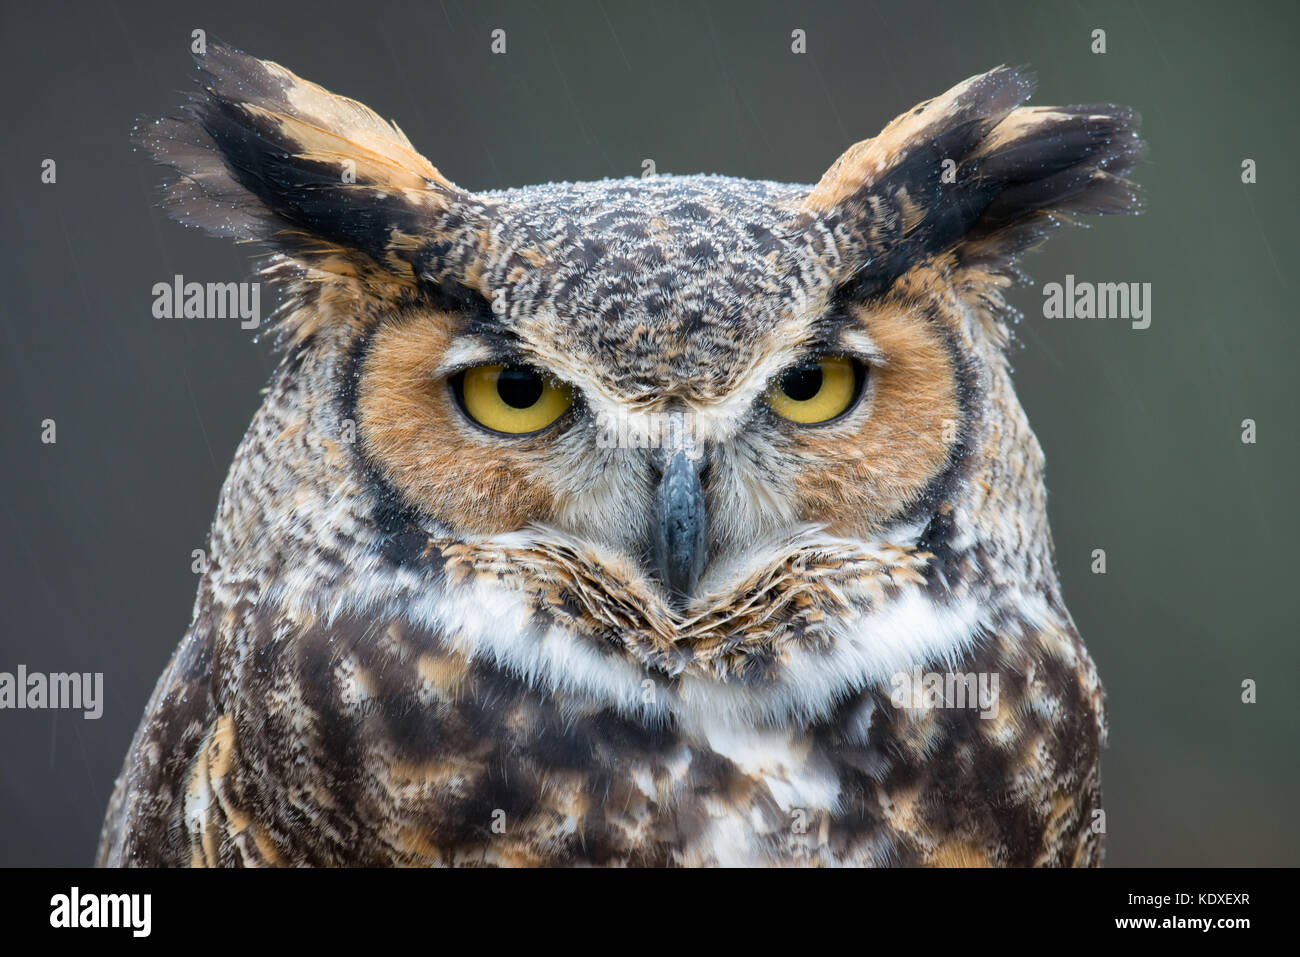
<box><xmin>222</xmin><ymin>678</ymin><xmax>867</xmax><ymax>865</ymax></box>
<box><xmin>386</xmin><ymin>712</ymin><xmax>862</xmax><ymax>867</ymax></box>
<box><xmin>204</xmin><ymin>605</ymin><xmax>1095</xmax><ymax>866</ymax></box>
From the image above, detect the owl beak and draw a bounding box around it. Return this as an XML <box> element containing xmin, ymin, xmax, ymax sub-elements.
<box><xmin>652</xmin><ymin>450</ymin><xmax>708</xmax><ymax>602</ymax></box>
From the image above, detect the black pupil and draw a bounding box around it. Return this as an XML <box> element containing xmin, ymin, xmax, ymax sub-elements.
<box><xmin>497</xmin><ymin>367</ymin><xmax>544</xmax><ymax>408</ymax></box>
<box><xmin>780</xmin><ymin>363</ymin><xmax>823</xmax><ymax>402</ymax></box>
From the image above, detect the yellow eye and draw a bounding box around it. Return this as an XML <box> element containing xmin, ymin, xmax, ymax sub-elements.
<box><xmin>766</xmin><ymin>356</ymin><xmax>862</xmax><ymax>424</ymax></box>
<box><xmin>456</xmin><ymin>364</ymin><xmax>573</xmax><ymax>435</ymax></box>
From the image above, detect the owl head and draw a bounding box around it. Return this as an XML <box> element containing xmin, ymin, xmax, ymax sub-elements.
<box><xmin>141</xmin><ymin>44</ymin><xmax>1139</xmax><ymax>716</ymax></box>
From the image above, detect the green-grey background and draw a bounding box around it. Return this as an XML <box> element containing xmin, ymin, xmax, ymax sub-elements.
<box><xmin>0</xmin><ymin>0</ymin><xmax>1294</xmax><ymax>866</ymax></box>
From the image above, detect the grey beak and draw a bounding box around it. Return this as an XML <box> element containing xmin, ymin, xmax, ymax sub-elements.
<box><xmin>652</xmin><ymin>451</ymin><xmax>708</xmax><ymax>600</ymax></box>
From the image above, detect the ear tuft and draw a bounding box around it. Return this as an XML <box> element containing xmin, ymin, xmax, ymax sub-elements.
<box><xmin>134</xmin><ymin>41</ymin><xmax>491</xmax><ymax>294</ymax></box>
<box><xmin>803</xmin><ymin>66</ymin><xmax>1143</xmax><ymax>294</ymax></box>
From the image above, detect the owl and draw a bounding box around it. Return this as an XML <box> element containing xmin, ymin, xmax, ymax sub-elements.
<box><xmin>98</xmin><ymin>43</ymin><xmax>1140</xmax><ymax>867</ymax></box>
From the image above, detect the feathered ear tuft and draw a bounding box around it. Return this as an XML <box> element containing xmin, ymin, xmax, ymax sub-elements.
<box><xmin>803</xmin><ymin>66</ymin><xmax>1143</xmax><ymax>295</ymax></box>
<box><xmin>134</xmin><ymin>41</ymin><xmax>493</xmax><ymax>297</ymax></box>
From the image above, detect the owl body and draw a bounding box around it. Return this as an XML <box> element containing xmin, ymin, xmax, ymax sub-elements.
<box><xmin>99</xmin><ymin>46</ymin><xmax>1135</xmax><ymax>867</ymax></box>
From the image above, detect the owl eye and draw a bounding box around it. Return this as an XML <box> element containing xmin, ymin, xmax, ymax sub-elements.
<box><xmin>765</xmin><ymin>356</ymin><xmax>864</xmax><ymax>424</ymax></box>
<box><xmin>454</xmin><ymin>364</ymin><xmax>573</xmax><ymax>435</ymax></box>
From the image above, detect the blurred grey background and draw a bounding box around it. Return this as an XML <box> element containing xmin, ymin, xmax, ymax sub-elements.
<box><xmin>0</xmin><ymin>0</ymin><xmax>1295</xmax><ymax>866</ymax></box>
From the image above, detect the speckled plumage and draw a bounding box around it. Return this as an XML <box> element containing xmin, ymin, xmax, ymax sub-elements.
<box><xmin>99</xmin><ymin>43</ymin><xmax>1139</xmax><ymax>867</ymax></box>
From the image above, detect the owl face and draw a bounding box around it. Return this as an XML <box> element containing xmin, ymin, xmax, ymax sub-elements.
<box><xmin>140</xmin><ymin>44</ymin><xmax>1138</xmax><ymax>714</ymax></box>
<box><xmin>354</xmin><ymin>175</ymin><xmax>964</xmax><ymax>605</ymax></box>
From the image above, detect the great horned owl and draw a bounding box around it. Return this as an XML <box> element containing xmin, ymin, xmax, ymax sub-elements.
<box><xmin>99</xmin><ymin>43</ymin><xmax>1140</xmax><ymax>867</ymax></box>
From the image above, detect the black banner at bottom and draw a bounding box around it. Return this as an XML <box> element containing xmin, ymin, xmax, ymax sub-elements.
<box><xmin>3</xmin><ymin>866</ymin><xmax>1280</xmax><ymax>942</ymax></box>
